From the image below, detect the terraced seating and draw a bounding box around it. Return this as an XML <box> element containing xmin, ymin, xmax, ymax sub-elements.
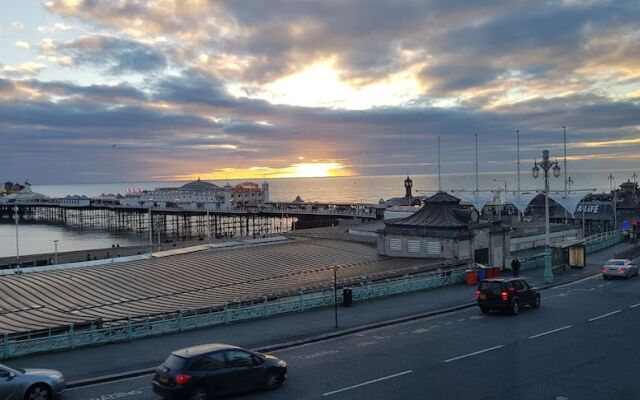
<box><xmin>0</xmin><ymin>239</ymin><xmax>445</xmax><ymax>334</ymax></box>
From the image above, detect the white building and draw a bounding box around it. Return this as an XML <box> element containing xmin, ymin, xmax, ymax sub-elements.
<box><xmin>121</xmin><ymin>178</ymin><xmax>269</xmax><ymax>209</ymax></box>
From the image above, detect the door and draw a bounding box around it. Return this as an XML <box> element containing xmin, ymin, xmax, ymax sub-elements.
<box><xmin>0</xmin><ymin>367</ymin><xmax>20</xmax><ymax>400</ymax></box>
<box><xmin>223</xmin><ymin>350</ymin><xmax>264</xmax><ymax>392</ymax></box>
<box><xmin>514</xmin><ymin>280</ymin><xmax>533</xmax><ymax>304</ymax></box>
<box><xmin>189</xmin><ymin>352</ymin><xmax>233</xmax><ymax>395</ymax></box>
<box><xmin>475</xmin><ymin>248</ymin><xmax>489</xmax><ymax>264</ymax></box>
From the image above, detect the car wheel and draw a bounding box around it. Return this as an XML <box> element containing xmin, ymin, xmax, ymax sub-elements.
<box><xmin>480</xmin><ymin>306</ymin><xmax>489</xmax><ymax>314</ymax></box>
<box><xmin>264</xmin><ymin>371</ymin><xmax>282</xmax><ymax>391</ymax></box>
<box><xmin>533</xmin><ymin>294</ymin><xmax>541</xmax><ymax>309</ymax></box>
<box><xmin>188</xmin><ymin>387</ymin><xmax>208</xmax><ymax>400</ymax></box>
<box><xmin>24</xmin><ymin>384</ymin><xmax>52</xmax><ymax>400</ymax></box>
<box><xmin>510</xmin><ymin>299</ymin><xmax>520</xmax><ymax>315</ymax></box>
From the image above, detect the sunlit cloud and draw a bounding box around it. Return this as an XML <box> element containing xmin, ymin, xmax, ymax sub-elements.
<box><xmin>578</xmin><ymin>136</ymin><xmax>640</xmax><ymax>148</ymax></box>
<box><xmin>169</xmin><ymin>162</ymin><xmax>354</xmax><ymax>181</ymax></box>
<box><xmin>2</xmin><ymin>62</ymin><xmax>46</xmax><ymax>76</ymax></box>
<box><xmin>15</xmin><ymin>41</ymin><xmax>30</xmax><ymax>49</ymax></box>
<box><xmin>12</xmin><ymin>22</ymin><xmax>25</xmax><ymax>30</ymax></box>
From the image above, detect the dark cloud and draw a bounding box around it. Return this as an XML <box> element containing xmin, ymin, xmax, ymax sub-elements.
<box><xmin>53</xmin><ymin>35</ymin><xmax>168</xmax><ymax>74</ymax></box>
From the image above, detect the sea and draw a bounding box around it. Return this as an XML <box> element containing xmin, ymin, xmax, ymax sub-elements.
<box><xmin>0</xmin><ymin>169</ymin><xmax>635</xmax><ymax>257</ymax></box>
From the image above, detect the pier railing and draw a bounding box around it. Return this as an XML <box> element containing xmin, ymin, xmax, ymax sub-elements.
<box><xmin>0</xmin><ymin>268</ymin><xmax>465</xmax><ymax>360</ymax></box>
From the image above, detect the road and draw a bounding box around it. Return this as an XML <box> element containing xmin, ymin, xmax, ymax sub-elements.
<box><xmin>55</xmin><ymin>274</ymin><xmax>640</xmax><ymax>400</ymax></box>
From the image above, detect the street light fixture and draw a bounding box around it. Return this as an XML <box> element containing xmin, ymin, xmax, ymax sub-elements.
<box><xmin>53</xmin><ymin>240</ymin><xmax>59</xmax><ymax>265</ymax></box>
<box><xmin>532</xmin><ymin>149</ymin><xmax>560</xmax><ymax>283</ymax></box>
<box><xmin>330</xmin><ymin>265</ymin><xmax>340</xmax><ymax>329</ymax></box>
<box><xmin>13</xmin><ymin>205</ymin><xmax>20</xmax><ymax>273</ymax></box>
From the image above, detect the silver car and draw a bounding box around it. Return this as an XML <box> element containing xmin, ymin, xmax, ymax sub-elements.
<box><xmin>601</xmin><ymin>259</ymin><xmax>639</xmax><ymax>279</ymax></box>
<box><xmin>0</xmin><ymin>362</ymin><xmax>65</xmax><ymax>400</ymax></box>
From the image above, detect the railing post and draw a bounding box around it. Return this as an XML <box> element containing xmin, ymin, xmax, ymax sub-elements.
<box><xmin>263</xmin><ymin>296</ymin><xmax>268</xmax><ymax>317</ymax></box>
<box><xmin>127</xmin><ymin>316</ymin><xmax>132</xmax><ymax>340</ymax></box>
<box><xmin>179</xmin><ymin>309</ymin><xmax>184</xmax><ymax>332</ymax></box>
<box><xmin>299</xmin><ymin>291</ymin><xmax>304</xmax><ymax>312</ymax></box>
<box><xmin>224</xmin><ymin>302</ymin><xmax>229</xmax><ymax>324</ymax></box>
<box><xmin>69</xmin><ymin>323</ymin><xmax>75</xmax><ymax>349</ymax></box>
<box><xmin>2</xmin><ymin>333</ymin><xmax>8</xmax><ymax>360</ymax></box>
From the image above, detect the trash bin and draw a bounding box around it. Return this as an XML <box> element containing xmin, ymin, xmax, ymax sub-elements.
<box><xmin>476</xmin><ymin>266</ymin><xmax>487</xmax><ymax>280</ymax></box>
<box><xmin>342</xmin><ymin>287</ymin><xmax>353</xmax><ymax>307</ymax></box>
<box><xmin>488</xmin><ymin>267</ymin><xmax>501</xmax><ymax>278</ymax></box>
<box><xmin>465</xmin><ymin>269</ymin><xmax>478</xmax><ymax>286</ymax></box>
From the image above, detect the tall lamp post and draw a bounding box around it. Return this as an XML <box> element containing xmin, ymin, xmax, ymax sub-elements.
<box><xmin>330</xmin><ymin>265</ymin><xmax>339</xmax><ymax>329</ymax></box>
<box><xmin>532</xmin><ymin>150</ymin><xmax>561</xmax><ymax>283</ymax></box>
<box><xmin>53</xmin><ymin>240</ymin><xmax>59</xmax><ymax>265</ymax></box>
<box><xmin>492</xmin><ymin>179</ymin><xmax>508</xmax><ymax>218</ymax></box>
<box><xmin>148</xmin><ymin>200</ymin><xmax>154</xmax><ymax>255</ymax></box>
<box><xmin>14</xmin><ymin>205</ymin><xmax>20</xmax><ymax>273</ymax></box>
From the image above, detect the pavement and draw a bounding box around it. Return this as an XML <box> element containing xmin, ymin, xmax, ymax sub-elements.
<box><xmin>5</xmin><ymin>241</ymin><xmax>636</xmax><ymax>386</ymax></box>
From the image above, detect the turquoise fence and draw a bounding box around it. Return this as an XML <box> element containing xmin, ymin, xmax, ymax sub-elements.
<box><xmin>585</xmin><ymin>231</ymin><xmax>622</xmax><ymax>254</ymax></box>
<box><xmin>1</xmin><ymin>269</ymin><xmax>465</xmax><ymax>360</ymax></box>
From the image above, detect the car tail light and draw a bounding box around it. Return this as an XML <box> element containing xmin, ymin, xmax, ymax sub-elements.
<box><xmin>501</xmin><ymin>291</ymin><xmax>509</xmax><ymax>301</ymax></box>
<box><xmin>175</xmin><ymin>373</ymin><xmax>192</xmax><ymax>385</ymax></box>
<box><xmin>620</xmin><ymin>268</ymin><xmax>625</xmax><ymax>273</ymax></box>
<box><xmin>476</xmin><ymin>290</ymin><xmax>480</xmax><ymax>298</ymax></box>
<box><xmin>601</xmin><ymin>268</ymin><xmax>606</xmax><ymax>273</ymax></box>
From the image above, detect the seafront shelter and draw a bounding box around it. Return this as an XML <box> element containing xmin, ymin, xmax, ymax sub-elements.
<box><xmin>377</xmin><ymin>192</ymin><xmax>510</xmax><ymax>268</ymax></box>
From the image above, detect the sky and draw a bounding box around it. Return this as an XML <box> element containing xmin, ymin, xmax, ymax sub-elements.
<box><xmin>1</xmin><ymin>0</ymin><xmax>639</xmax><ymax>184</ymax></box>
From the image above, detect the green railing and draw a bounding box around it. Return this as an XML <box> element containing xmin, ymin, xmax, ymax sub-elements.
<box><xmin>585</xmin><ymin>231</ymin><xmax>622</xmax><ymax>254</ymax></box>
<box><xmin>1</xmin><ymin>269</ymin><xmax>465</xmax><ymax>360</ymax></box>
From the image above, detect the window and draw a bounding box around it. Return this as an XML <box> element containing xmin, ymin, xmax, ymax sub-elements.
<box><xmin>408</xmin><ymin>240</ymin><xmax>420</xmax><ymax>253</ymax></box>
<box><xmin>389</xmin><ymin>238</ymin><xmax>402</xmax><ymax>251</ymax></box>
<box><xmin>224</xmin><ymin>350</ymin><xmax>254</xmax><ymax>367</ymax></box>
<box><xmin>190</xmin><ymin>352</ymin><xmax>226</xmax><ymax>371</ymax></box>
<box><xmin>514</xmin><ymin>280</ymin><xmax>528</xmax><ymax>291</ymax></box>
<box><xmin>162</xmin><ymin>354</ymin><xmax>187</xmax><ymax>371</ymax></box>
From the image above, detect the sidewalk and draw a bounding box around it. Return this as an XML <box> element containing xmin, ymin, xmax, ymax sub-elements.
<box><xmin>5</xmin><ymin>242</ymin><xmax>636</xmax><ymax>383</ymax></box>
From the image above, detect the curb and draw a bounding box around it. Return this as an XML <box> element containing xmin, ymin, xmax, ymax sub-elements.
<box><xmin>66</xmin><ymin>270</ymin><xmax>601</xmax><ymax>388</ymax></box>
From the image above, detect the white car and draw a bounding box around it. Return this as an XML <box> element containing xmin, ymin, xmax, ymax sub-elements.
<box><xmin>601</xmin><ymin>259</ymin><xmax>639</xmax><ymax>279</ymax></box>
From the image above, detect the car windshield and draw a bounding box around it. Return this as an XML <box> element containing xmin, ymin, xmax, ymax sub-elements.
<box><xmin>607</xmin><ymin>260</ymin><xmax>625</xmax><ymax>265</ymax></box>
<box><xmin>162</xmin><ymin>354</ymin><xmax>187</xmax><ymax>371</ymax></box>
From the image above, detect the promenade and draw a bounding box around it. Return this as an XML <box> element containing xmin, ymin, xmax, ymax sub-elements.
<box><xmin>5</xmin><ymin>241</ymin><xmax>634</xmax><ymax>384</ymax></box>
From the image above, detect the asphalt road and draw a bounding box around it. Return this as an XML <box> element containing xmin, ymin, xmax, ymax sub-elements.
<box><xmin>55</xmin><ymin>273</ymin><xmax>640</xmax><ymax>400</ymax></box>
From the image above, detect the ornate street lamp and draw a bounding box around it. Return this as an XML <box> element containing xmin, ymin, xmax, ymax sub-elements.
<box><xmin>532</xmin><ymin>149</ymin><xmax>560</xmax><ymax>283</ymax></box>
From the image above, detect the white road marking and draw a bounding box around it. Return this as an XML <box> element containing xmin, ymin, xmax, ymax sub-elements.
<box><xmin>528</xmin><ymin>325</ymin><xmax>573</xmax><ymax>339</ymax></box>
<box><xmin>445</xmin><ymin>322</ymin><xmax>452</xmax><ymax>325</ymax></box>
<box><xmin>457</xmin><ymin>318</ymin><xmax>465</xmax><ymax>322</ymax></box>
<box><xmin>66</xmin><ymin>378</ymin><xmax>152</xmax><ymax>391</ymax></box>
<box><xmin>444</xmin><ymin>345</ymin><xmax>505</xmax><ymax>363</ymax></box>
<box><xmin>82</xmin><ymin>387</ymin><xmax>148</xmax><ymax>400</ymax></box>
<box><xmin>588</xmin><ymin>310</ymin><xmax>622</xmax><ymax>322</ymax></box>
<box><xmin>552</xmin><ymin>275</ymin><xmax>598</xmax><ymax>288</ymax></box>
<box><xmin>322</xmin><ymin>370</ymin><xmax>413</xmax><ymax>396</ymax></box>
<box><xmin>357</xmin><ymin>341</ymin><xmax>377</xmax><ymax>347</ymax></box>
<box><xmin>630</xmin><ymin>303</ymin><xmax>640</xmax><ymax>308</ymax></box>
<box><xmin>372</xmin><ymin>335</ymin><xmax>391</xmax><ymax>340</ymax></box>
<box><xmin>412</xmin><ymin>328</ymin><xmax>429</xmax><ymax>333</ymax></box>
<box><xmin>297</xmin><ymin>350</ymin><xmax>339</xmax><ymax>360</ymax></box>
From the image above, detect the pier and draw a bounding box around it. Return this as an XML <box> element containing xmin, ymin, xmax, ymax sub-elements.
<box><xmin>0</xmin><ymin>201</ymin><xmax>379</xmax><ymax>242</ymax></box>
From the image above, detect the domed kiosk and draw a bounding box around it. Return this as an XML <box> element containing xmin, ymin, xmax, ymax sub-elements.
<box><xmin>377</xmin><ymin>192</ymin><xmax>510</xmax><ymax>266</ymax></box>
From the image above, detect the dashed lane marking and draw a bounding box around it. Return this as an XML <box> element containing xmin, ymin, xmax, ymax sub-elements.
<box><xmin>630</xmin><ymin>303</ymin><xmax>640</xmax><ymax>308</ymax></box>
<box><xmin>412</xmin><ymin>328</ymin><xmax>429</xmax><ymax>334</ymax></box>
<box><xmin>457</xmin><ymin>318</ymin><xmax>466</xmax><ymax>322</ymax></box>
<box><xmin>322</xmin><ymin>370</ymin><xmax>413</xmax><ymax>396</ymax></box>
<box><xmin>444</xmin><ymin>345</ymin><xmax>505</xmax><ymax>363</ymax></box>
<box><xmin>588</xmin><ymin>310</ymin><xmax>622</xmax><ymax>322</ymax></box>
<box><xmin>528</xmin><ymin>325</ymin><xmax>573</xmax><ymax>339</ymax></box>
<box><xmin>297</xmin><ymin>350</ymin><xmax>339</xmax><ymax>360</ymax></box>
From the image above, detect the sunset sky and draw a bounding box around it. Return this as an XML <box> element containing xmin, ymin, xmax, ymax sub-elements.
<box><xmin>1</xmin><ymin>0</ymin><xmax>639</xmax><ymax>183</ymax></box>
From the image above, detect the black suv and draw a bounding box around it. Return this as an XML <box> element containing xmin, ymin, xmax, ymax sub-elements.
<box><xmin>152</xmin><ymin>343</ymin><xmax>287</xmax><ymax>400</ymax></box>
<box><xmin>476</xmin><ymin>278</ymin><xmax>540</xmax><ymax>315</ymax></box>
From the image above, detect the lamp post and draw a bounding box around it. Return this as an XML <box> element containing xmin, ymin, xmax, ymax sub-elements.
<box><xmin>53</xmin><ymin>240</ymin><xmax>59</xmax><ymax>265</ymax></box>
<box><xmin>148</xmin><ymin>200</ymin><xmax>154</xmax><ymax>255</ymax></box>
<box><xmin>330</xmin><ymin>265</ymin><xmax>339</xmax><ymax>329</ymax></box>
<box><xmin>608</xmin><ymin>173</ymin><xmax>617</xmax><ymax>231</ymax></box>
<box><xmin>492</xmin><ymin>179</ymin><xmax>507</xmax><ymax>218</ymax></box>
<box><xmin>532</xmin><ymin>149</ymin><xmax>561</xmax><ymax>283</ymax></box>
<box><xmin>14</xmin><ymin>205</ymin><xmax>20</xmax><ymax>273</ymax></box>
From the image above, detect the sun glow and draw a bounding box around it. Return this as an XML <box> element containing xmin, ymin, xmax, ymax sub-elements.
<box><xmin>171</xmin><ymin>162</ymin><xmax>353</xmax><ymax>181</ymax></box>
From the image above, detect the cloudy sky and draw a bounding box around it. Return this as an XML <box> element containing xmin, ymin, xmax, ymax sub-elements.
<box><xmin>1</xmin><ymin>0</ymin><xmax>639</xmax><ymax>184</ymax></box>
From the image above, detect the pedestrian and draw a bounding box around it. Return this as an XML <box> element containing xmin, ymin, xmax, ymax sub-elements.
<box><xmin>511</xmin><ymin>257</ymin><xmax>521</xmax><ymax>277</ymax></box>
<box><xmin>87</xmin><ymin>253</ymin><xmax>91</xmax><ymax>261</ymax></box>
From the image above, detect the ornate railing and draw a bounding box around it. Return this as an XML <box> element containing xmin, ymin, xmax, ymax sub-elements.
<box><xmin>585</xmin><ymin>230</ymin><xmax>622</xmax><ymax>254</ymax></box>
<box><xmin>1</xmin><ymin>269</ymin><xmax>465</xmax><ymax>360</ymax></box>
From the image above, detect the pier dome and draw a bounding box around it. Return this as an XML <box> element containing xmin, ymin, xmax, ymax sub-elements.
<box><xmin>178</xmin><ymin>178</ymin><xmax>220</xmax><ymax>192</ymax></box>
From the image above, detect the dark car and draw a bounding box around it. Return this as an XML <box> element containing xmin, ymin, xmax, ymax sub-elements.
<box><xmin>152</xmin><ymin>343</ymin><xmax>287</xmax><ymax>400</ymax></box>
<box><xmin>476</xmin><ymin>278</ymin><xmax>540</xmax><ymax>315</ymax></box>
